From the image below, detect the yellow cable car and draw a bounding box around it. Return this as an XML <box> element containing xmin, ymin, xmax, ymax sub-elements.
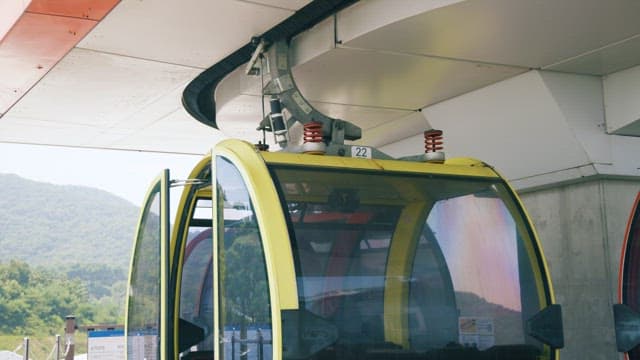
<box><xmin>125</xmin><ymin>138</ymin><xmax>563</xmax><ymax>360</ymax></box>
<box><xmin>125</xmin><ymin>14</ymin><xmax>563</xmax><ymax>358</ymax></box>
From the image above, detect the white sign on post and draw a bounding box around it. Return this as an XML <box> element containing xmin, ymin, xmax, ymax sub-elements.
<box><xmin>87</xmin><ymin>329</ymin><xmax>125</xmax><ymax>360</ymax></box>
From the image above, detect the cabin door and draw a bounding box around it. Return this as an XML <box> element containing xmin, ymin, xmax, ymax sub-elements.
<box><xmin>214</xmin><ymin>156</ymin><xmax>274</xmax><ymax>360</ymax></box>
<box><xmin>126</xmin><ymin>170</ymin><xmax>171</xmax><ymax>360</ymax></box>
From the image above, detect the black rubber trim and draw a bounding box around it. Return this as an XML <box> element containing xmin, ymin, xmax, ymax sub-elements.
<box><xmin>182</xmin><ymin>0</ymin><xmax>359</xmax><ymax>129</ymax></box>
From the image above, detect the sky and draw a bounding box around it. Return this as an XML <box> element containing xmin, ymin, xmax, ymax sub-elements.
<box><xmin>0</xmin><ymin>142</ymin><xmax>204</xmax><ymax>206</ymax></box>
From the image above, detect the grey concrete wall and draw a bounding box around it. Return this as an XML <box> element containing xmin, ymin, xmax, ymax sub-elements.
<box><xmin>519</xmin><ymin>179</ymin><xmax>640</xmax><ymax>360</ymax></box>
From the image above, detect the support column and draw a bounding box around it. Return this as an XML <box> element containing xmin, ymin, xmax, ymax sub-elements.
<box><xmin>65</xmin><ymin>315</ymin><xmax>76</xmax><ymax>360</ymax></box>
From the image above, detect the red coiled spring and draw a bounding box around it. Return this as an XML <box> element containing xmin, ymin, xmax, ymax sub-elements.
<box><xmin>303</xmin><ymin>121</ymin><xmax>324</xmax><ymax>143</ymax></box>
<box><xmin>424</xmin><ymin>129</ymin><xmax>443</xmax><ymax>153</ymax></box>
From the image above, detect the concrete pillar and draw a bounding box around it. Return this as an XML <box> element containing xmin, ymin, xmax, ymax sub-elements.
<box><xmin>520</xmin><ymin>179</ymin><xmax>640</xmax><ymax>359</ymax></box>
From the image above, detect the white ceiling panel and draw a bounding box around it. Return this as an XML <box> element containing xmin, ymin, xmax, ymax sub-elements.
<box><xmin>217</xmin><ymin>94</ymin><xmax>273</xmax><ymax>145</ymax></box>
<box><xmin>310</xmin><ymin>101</ymin><xmax>412</xmax><ymax>130</ymax></box>
<box><xmin>336</xmin><ymin>0</ymin><xmax>463</xmax><ymax>45</ymax></box>
<box><xmin>0</xmin><ymin>0</ymin><xmax>30</xmax><ymax>41</ymax></box>
<box><xmin>356</xmin><ymin>111</ymin><xmax>429</xmax><ymax>148</ymax></box>
<box><xmin>341</xmin><ymin>0</ymin><xmax>640</xmax><ymax>70</ymax></box>
<box><xmin>603</xmin><ymin>65</ymin><xmax>640</xmax><ymax>136</ymax></box>
<box><xmin>291</xmin><ymin>47</ymin><xmax>526</xmax><ymax>110</ymax></box>
<box><xmin>87</xmin><ymin>98</ymin><xmax>220</xmax><ymax>153</ymax></box>
<box><xmin>383</xmin><ymin>71</ymin><xmax>593</xmax><ymax>181</ymax></box>
<box><xmin>111</xmin><ymin>107</ymin><xmax>225</xmax><ymax>153</ymax></box>
<box><xmin>215</xmin><ymin>65</ymin><xmax>264</xmax><ymax>111</ymax></box>
<box><xmin>4</xmin><ymin>48</ymin><xmax>200</xmax><ymax>127</ymax></box>
<box><xmin>0</xmin><ymin>48</ymin><xmax>210</xmax><ymax>152</ymax></box>
<box><xmin>237</xmin><ymin>0</ymin><xmax>312</xmax><ymax>11</ymax></box>
<box><xmin>78</xmin><ymin>0</ymin><xmax>297</xmax><ymax>69</ymax></box>
<box><xmin>545</xmin><ymin>35</ymin><xmax>640</xmax><ymax>75</ymax></box>
<box><xmin>0</xmin><ymin>116</ymin><xmax>110</xmax><ymax>147</ymax></box>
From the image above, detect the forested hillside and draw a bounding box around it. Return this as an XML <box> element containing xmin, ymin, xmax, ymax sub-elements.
<box><xmin>0</xmin><ymin>174</ymin><xmax>140</xmax><ymax>337</ymax></box>
<box><xmin>0</xmin><ymin>173</ymin><xmax>139</xmax><ymax>268</ymax></box>
<box><xmin>0</xmin><ymin>261</ymin><xmax>120</xmax><ymax>335</ymax></box>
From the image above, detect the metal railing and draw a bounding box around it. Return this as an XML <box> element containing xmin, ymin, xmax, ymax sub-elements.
<box><xmin>230</xmin><ymin>328</ymin><xmax>271</xmax><ymax>360</ymax></box>
<box><xmin>16</xmin><ymin>316</ymin><xmax>75</xmax><ymax>360</ymax></box>
<box><xmin>15</xmin><ymin>334</ymin><xmax>62</xmax><ymax>360</ymax></box>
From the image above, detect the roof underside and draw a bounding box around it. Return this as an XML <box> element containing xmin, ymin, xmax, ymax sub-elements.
<box><xmin>1</xmin><ymin>0</ymin><xmax>640</xmax><ymax>155</ymax></box>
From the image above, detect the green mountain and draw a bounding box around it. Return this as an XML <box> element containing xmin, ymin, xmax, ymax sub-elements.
<box><xmin>0</xmin><ymin>174</ymin><xmax>142</xmax><ymax>335</ymax></box>
<box><xmin>0</xmin><ymin>173</ymin><xmax>140</xmax><ymax>269</ymax></box>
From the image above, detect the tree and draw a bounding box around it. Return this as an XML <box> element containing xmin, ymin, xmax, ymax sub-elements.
<box><xmin>0</xmin><ymin>261</ymin><xmax>123</xmax><ymax>336</ymax></box>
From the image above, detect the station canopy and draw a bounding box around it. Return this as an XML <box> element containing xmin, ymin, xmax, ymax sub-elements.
<box><xmin>2</xmin><ymin>0</ymin><xmax>640</xmax><ymax>155</ymax></box>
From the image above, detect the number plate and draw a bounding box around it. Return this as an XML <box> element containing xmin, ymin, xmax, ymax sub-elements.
<box><xmin>351</xmin><ymin>146</ymin><xmax>372</xmax><ymax>159</ymax></box>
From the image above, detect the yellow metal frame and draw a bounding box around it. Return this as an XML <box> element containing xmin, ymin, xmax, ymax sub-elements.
<box><xmin>492</xmin><ymin>171</ymin><xmax>559</xmax><ymax>359</ymax></box>
<box><xmin>125</xmin><ymin>174</ymin><xmax>160</xmax><ymax>360</ymax></box>
<box><xmin>261</xmin><ymin>151</ymin><xmax>499</xmax><ymax>179</ymax></box>
<box><xmin>169</xmin><ymin>154</ymin><xmax>212</xmax><ymax>263</ymax></box>
<box><xmin>489</xmin><ymin>169</ymin><xmax>556</xmax><ymax>301</ymax></box>
<box><xmin>124</xmin><ymin>170</ymin><xmax>170</xmax><ymax>360</ymax></box>
<box><xmin>384</xmin><ymin>201</ymin><xmax>431</xmax><ymax>348</ymax></box>
<box><xmin>160</xmin><ymin>169</ymin><xmax>170</xmax><ymax>360</ymax></box>
<box><xmin>213</xmin><ymin>140</ymin><xmax>298</xmax><ymax>360</ymax></box>
<box><xmin>170</xmin><ymin>155</ymin><xmax>212</xmax><ymax>356</ymax></box>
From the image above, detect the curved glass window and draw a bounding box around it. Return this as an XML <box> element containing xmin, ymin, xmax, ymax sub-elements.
<box><xmin>270</xmin><ymin>166</ymin><xmax>551</xmax><ymax>360</ymax></box>
<box><xmin>127</xmin><ymin>183</ymin><xmax>161</xmax><ymax>360</ymax></box>
<box><xmin>217</xmin><ymin>157</ymin><xmax>272</xmax><ymax>360</ymax></box>
<box><xmin>179</xmin><ymin>226</ymin><xmax>213</xmax><ymax>351</ymax></box>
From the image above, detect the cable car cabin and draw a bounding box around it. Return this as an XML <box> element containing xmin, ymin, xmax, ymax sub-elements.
<box><xmin>126</xmin><ymin>139</ymin><xmax>563</xmax><ymax>360</ymax></box>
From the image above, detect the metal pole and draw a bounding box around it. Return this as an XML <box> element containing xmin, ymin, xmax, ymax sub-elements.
<box><xmin>64</xmin><ymin>316</ymin><xmax>76</xmax><ymax>360</ymax></box>
<box><xmin>56</xmin><ymin>334</ymin><xmax>61</xmax><ymax>360</ymax></box>
<box><xmin>240</xmin><ymin>323</ymin><xmax>247</xmax><ymax>360</ymax></box>
<box><xmin>22</xmin><ymin>337</ymin><xmax>29</xmax><ymax>360</ymax></box>
<box><xmin>258</xmin><ymin>328</ymin><xmax>263</xmax><ymax>360</ymax></box>
<box><xmin>231</xmin><ymin>331</ymin><xmax>235</xmax><ymax>360</ymax></box>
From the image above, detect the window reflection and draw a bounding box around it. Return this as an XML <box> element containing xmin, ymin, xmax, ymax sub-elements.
<box><xmin>127</xmin><ymin>188</ymin><xmax>160</xmax><ymax>360</ymax></box>
<box><xmin>271</xmin><ymin>166</ymin><xmax>547</xmax><ymax>359</ymax></box>
<box><xmin>217</xmin><ymin>157</ymin><xmax>272</xmax><ymax>360</ymax></box>
<box><xmin>426</xmin><ymin>195</ymin><xmax>524</xmax><ymax>348</ymax></box>
<box><xmin>179</xmin><ymin>227</ymin><xmax>213</xmax><ymax>351</ymax></box>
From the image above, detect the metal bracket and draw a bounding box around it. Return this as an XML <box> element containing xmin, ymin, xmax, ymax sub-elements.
<box><xmin>614</xmin><ymin>303</ymin><xmax>640</xmax><ymax>352</ymax></box>
<box><xmin>170</xmin><ymin>179</ymin><xmax>208</xmax><ymax>187</ymax></box>
<box><xmin>259</xmin><ymin>40</ymin><xmax>361</xmax><ymax>148</ymax></box>
<box><xmin>244</xmin><ymin>37</ymin><xmax>267</xmax><ymax>76</ymax></box>
<box><xmin>526</xmin><ymin>304</ymin><xmax>564</xmax><ymax>349</ymax></box>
